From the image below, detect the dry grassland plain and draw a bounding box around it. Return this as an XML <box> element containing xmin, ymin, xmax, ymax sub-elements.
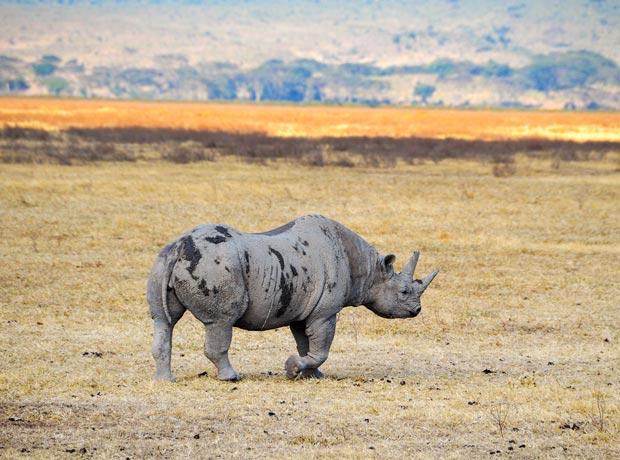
<box><xmin>0</xmin><ymin>99</ymin><xmax>619</xmax><ymax>458</ymax></box>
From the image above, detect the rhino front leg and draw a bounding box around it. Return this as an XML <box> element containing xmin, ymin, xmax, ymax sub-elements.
<box><xmin>286</xmin><ymin>315</ymin><xmax>336</xmax><ymax>379</ymax></box>
<box><xmin>289</xmin><ymin>321</ymin><xmax>324</xmax><ymax>379</ymax></box>
<box><xmin>204</xmin><ymin>323</ymin><xmax>240</xmax><ymax>381</ymax></box>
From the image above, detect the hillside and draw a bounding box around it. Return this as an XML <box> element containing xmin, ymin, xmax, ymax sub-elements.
<box><xmin>0</xmin><ymin>0</ymin><xmax>619</xmax><ymax>108</ymax></box>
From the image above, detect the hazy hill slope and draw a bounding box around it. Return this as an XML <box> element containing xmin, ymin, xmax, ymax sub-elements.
<box><xmin>0</xmin><ymin>0</ymin><xmax>619</xmax><ymax>108</ymax></box>
<box><xmin>2</xmin><ymin>0</ymin><xmax>619</xmax><ymax>67</ymax></box>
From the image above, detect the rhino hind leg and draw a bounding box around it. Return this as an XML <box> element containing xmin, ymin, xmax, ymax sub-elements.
<box><xmin>289</xmin><ymin>322</ymin><xmax>324</xmax><ymax>379</ymax></box>
<box><xmin>151</xmin><ymin>290</ymin><xmax>186</xmax><ymax>382</ymax></box>
<box><xmin>286</xmin><ymin>315</ymin><xmax>336</xmax><ymax>379</ymax></box>
<box><xmin>204</xmin><ymin>322</ymin><xmax>240</xmax><ymax>381</ymax></box>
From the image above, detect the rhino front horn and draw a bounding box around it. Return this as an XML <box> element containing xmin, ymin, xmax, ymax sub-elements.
<box><xmin>418</xmin><ymin>269</ymin><xmax>439</xmax><ymax>293</ymax></box>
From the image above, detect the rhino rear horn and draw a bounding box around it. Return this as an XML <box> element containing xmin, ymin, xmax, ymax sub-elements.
<box><xmin>402</xmin><ymin>251</ymin><xmax>420</xmax><ymax>278</ymax></box>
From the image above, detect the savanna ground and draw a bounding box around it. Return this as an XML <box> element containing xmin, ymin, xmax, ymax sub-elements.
<box><xmin>0</xmin><ymin>100</ymin><xmax>619</xmax><ymax>458</ymax></box>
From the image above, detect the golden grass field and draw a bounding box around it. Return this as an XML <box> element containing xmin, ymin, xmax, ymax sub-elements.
<box><xmin>1</xmin><ymin>96</ymin><xmax>620</xmax><ymax>141</ymax></box>
<box><xmin>0</xmin><ymin>99</ymin><xmax>619</xmax><ymax>458</ymax></box>
<box><xmin>1</xmin><ymin>155</ymin><xmax>618</xmax><ymax>458</ymax></box>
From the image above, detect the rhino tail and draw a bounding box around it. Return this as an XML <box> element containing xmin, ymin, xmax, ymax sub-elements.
<box><xmin>160</xmin><ymin>241</ymin><xmax>182</xmax><ymax>324</ymax></box>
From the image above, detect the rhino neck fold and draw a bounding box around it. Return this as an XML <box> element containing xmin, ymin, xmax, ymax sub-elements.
<box><xmin>335</xmin><ymin>223</ymin><xmax>379</xmax><ymax>307</ymax></box>
<box><xmin>349</xmin><ymin>258</ymin><xmax>378</xmax><ymax>307</ymax></box>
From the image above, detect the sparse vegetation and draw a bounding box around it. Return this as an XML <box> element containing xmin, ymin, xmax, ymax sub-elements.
<box><xmin>0</xmin><ymin>128</ymin><xmax>137</xmax><ymax>164</ymax></box>
<box><xmin>488</xmin><ymin>401</ymin><xmax>511</xmax><ymax>438</ymax></box>
<box><xmin>162</xmin><ymin>141</ymin><xmax>216</xmax><ymax>164</ymax></box>
<box><xmin>1</xmin><ymin>124</ymin><xmax>618</xmax><ymax>168</ymax></box>
<box><xmin>589</xmin><ymin>392</ymin><xmax>609</xmax><ymax>433</ymax></box>
<box><xmin>491</xmin><ymin>156</ymin><xmax>517</xmax><ymax>177</ymax></box>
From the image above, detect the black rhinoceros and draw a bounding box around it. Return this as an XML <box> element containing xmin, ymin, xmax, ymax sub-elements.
<box><xmin>147</xmin><ymin>214</ymin><xmax>438</xmax><ymax>381</ymax></box>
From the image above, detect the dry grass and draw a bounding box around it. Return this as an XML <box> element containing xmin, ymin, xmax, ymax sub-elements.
<box><xmin>0</xmin><ymin>154</ymin><xmax>618</xmax><ymax>458</ymax></box>
<box><xmin>1</xmin><ymin>97</ymin><xmax>620</xmax><ymax>141</ymax></box>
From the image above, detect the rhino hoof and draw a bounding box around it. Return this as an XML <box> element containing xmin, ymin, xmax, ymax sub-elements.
<box><xmin>300</xmin><ymin>368</ymin><xmax>324</xmax><ymax>379</ymax></box>
<box><xmin>285</xmin><ymin>355</ymin><xmax>304</xmax><ymax>379</ymax></box>
<box><xmin>154</xmin><ymin>372</ymin><xmax>176</xmax><ymax>383</ymax></box>
<box><xmin>217</xmin><ymin>369</ymin><xmax>240</xmax><ymax>381</ymax></box>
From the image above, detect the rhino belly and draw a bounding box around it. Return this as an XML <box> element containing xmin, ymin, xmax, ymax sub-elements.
<box><xmin>234</xmin><ymin>236</ymin><xmax>319</xmax><ymax>330</ymax></box>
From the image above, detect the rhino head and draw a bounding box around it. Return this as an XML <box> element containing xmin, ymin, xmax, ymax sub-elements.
<box><xmin>365</xmin><ymin>251</ymin><xmax>439</xmax><ymax>319</ymax></box>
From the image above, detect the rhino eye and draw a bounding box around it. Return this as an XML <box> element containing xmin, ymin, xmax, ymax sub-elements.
<box><xmin>400</xmin><ymin>289</ymin><xmax>409</xmax><ymax>295</ymax></box>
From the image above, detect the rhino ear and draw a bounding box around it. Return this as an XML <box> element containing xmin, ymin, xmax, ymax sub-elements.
<box><xmin>381</xmin><ymin>254</ymin><xmax>396</xmax><ymax>275</ymax></box>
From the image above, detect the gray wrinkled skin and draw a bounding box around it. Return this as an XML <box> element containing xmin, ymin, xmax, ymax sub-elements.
<box><xmin>147</xmin><ymin>214</ymin><xmax>439</xmax><ymax>381</ymax></box>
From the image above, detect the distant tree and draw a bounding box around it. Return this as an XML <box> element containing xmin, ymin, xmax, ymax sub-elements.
<box><xmin>41</xmin><ymin>54</ymin><xmax>61</xmax><ymax>65</ymax></box>
<box><xmin>44</xmin><ymin>77</ymin><xmax>69</xmax><ymax>95</ymax></box>
<box><xmin>119</xmin><ymin>68</ymin><xmax>161</xmax><ymax>86</ymax></box>
<box><xmin>339</xmin><ymin>63</ymin><xmax>384</xmax><ymax>77</ymax></box>
<box><xmin>245</xmin><ymin>60</ymin><xmax>311</xmax><ymax>102</ymax></box>
<box><xmin>7</xmin><ymin>76</ymin><xmax>29</xmax><ymax>92</ymax></box>
<box><xmin>64</xmin><ymin>59</ymin><xmax>85</xmax><ymax>74</ymax></box>
<box><xmin>427</xmin><ymin>59</ymin><xmax>455</xmax><ymax>78</ymax></box>
<box><xmin>482</xmin><ymin>61</ymin><xmax>513</xmax><ymax>78</ymax></box>
<box><xmin>414</xmin><ymin>83</ymin><xmax>436</xmax><ymax>104</ymax></box>
<box><xmin>32</xmin><ymin>61</ymin><xmax>56</xmax><ymax>76</ymax></box>
<box><xmin>291</xmin><ymin>59</ymin><xmax>328</xmax><ymax>73</ymax></box>
<box><xmin>521</xmin><ymin>50</ymin><xmax>618</xmax><ymax>92</ymax></box>
<box><xmin>205</xmin><ymin>76</ymin><xmax>237</xmax><ymax>100</ymax></box>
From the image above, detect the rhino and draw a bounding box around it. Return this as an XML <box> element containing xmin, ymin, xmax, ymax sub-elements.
<box><xmin>147</xmin><ymin>214</ymin><xmax>439</xmax><ymax>381</ymax></box>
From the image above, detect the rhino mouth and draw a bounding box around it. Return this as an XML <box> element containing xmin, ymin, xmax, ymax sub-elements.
<box><xmin>409</xmin><ymin>308</ymin><xmax>421</xmax><ymax>317</ymax></box>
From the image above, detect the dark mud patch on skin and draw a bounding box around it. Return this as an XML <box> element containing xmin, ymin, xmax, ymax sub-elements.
<box><xmin>181</xmin><ymin>236</ymin><xmax>202</xmax><ymax>280</ymax></box>
<box><xmin>205</xmin><ymin>235</ymin><xmax>227</xmax><ymax>244</ymax></box>
<box><xmin>268</xmin><ymin>247</ymin><xmax>285</xmax><ymax>270</ymax></box>
<box><xmin>290</xmin><ymin>265</ymin><xmax>298</xmax><ymax>277</ymax></box>
<box><xmin>255</xmin><ymin>221</ymin><xmax>295</xmax><ymax>236</ymax></box>
<box><xmin>198</xmin><ymin>279</ymin><xmax>210</xmax><ymax>296</ymax></box>
<box><xmin>292</xmin><ymin>242</ymin><xmax>307</xmax><ymax>255</ymax></box>
<box><xmin>214</xmin><ymin>226</ymin><xmax>232</xmax><ymax>238</ymax></box>
<box><xmin>276</xmin><ymin>273</ymin><xmax>293</xmax><ymax>317</ymax></box>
